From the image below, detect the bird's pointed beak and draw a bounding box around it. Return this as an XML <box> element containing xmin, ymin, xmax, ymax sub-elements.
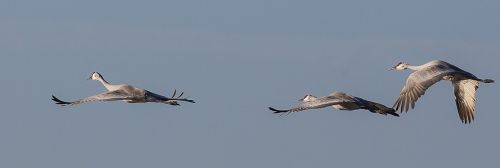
<box><xmin>387</xmin><ymin>67</ymin><xmax>396</xmax><ymax>71</ymax></box>
<box><xmin>87</xmin><ymin>76</ymin><xmax>92</xmax><ymax>80</ymax></box>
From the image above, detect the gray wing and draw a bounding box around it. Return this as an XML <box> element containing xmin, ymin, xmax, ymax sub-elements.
<box><xmin>453</xmin><ymin>79</ymin><xmax>478</xmax><ymax>124</ymax></box>
<box><xmin>330</xmin><ymin>92</ymin><xmax>356</xmax><ymax>101</ymax></box>
<box><xmin>269</xmin><ymin>96</ymin><xmax>349</xmax><ymax>113</ymax></box>
<box><xmin>52</xmin><ymin>90</ymin><xmax>132</xmax><ymax>106</ymax></box>
<box><xmin>337</xmin><ymin>93</ymin><xmax>398</xmax><ymax>116</ymax></box>
<box><xmin>394</xmin><ymin>65</ymin><xmax>454</xmax><ymax>112</ymax></box>
<box><xmin>332</xmin><ymin>92</ymin><xmax>387</xmax><ymax>109</ymax></box>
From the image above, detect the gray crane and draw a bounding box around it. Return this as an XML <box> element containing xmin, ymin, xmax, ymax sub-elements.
<box><xmin>52</xmin><ymin>72</ymin><xmax>195</xmax><ymax>106</ymax></box>
<box><xmin>269</xmin><ymin>91</ymin><xmax>399</xmax><ymax>117</ymax></box>
<box><xmin>389</xmin><ymin>60</ymin><xmax>494</xmax><ymax>124</ymax></box>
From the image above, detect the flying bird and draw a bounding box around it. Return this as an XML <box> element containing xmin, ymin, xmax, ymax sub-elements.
<box><xmin>269</xmin><ymin>91</ymin><xmax>399</xmax><ymax>117</ymax></box>
<box><xmin>389</xmin><ymin>60</ymin><xmax>494</xmax><ymax>124</ymax></box>
<box><xmin>52</xmin><ymin>72</ymin><xmax>195</xmax><ymax>106</ymax></box>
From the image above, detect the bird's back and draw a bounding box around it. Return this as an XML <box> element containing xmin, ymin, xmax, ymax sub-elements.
<box><xmin>427</xmin><ymin>60</ymin><xmax>477</xmax><ymax>79</ymax></box>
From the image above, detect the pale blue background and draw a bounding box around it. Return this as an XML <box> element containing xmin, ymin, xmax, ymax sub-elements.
<box><xmin>1</xmin><ymin>0</ymin><xmax>499</xmax><ymax>167</ymax></box>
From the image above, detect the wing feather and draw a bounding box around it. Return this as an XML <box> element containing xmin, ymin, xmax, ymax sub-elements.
<box><xmin>52</xmin><ymin>90</ymin><xmax>132</xmax><ymax>106</ymax></box>
<box><xmin>454</xmin><ymin>79</ymin><xmax>478</xmax><ymax>124</ymax></box>
<box><xmin>394</xmin><ymin>65</ymin><xmax>454</xmax><ymax>112</ymax></box>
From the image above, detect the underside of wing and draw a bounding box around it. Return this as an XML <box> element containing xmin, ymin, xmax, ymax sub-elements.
<box><xmin>453</xmin><ymin>79</ymin><xmax>478</xmax><ymax>124</ymax></box>
<box><xmin>394</xmin><ymin>67</ymin><xmax>453</xmax><ymax>112</ymax></box>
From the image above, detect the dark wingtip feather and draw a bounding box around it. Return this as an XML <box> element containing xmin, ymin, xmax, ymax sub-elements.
<box><xmin>386</xmin><ymin>108</ymin><xmax>399</xmax><ymax>117</ymax></box>
<box><xmin>388</xmin><ymin>112</ymin><xmax>400</xmax><ymax>117</ymax></box>
<box><xmin>171</xmin><ymin>89</ymin><xmax>177</xmax><ymax>98</ymax></box>
<box><xmin>169</xmin><ymin>89</ymin><xmax>195</xmax><ymax>103</ymax></box>
<box><xmin>51</xmin><ymin>95</ymin><xmax>71</xmax><ymax>106</ymax></box>
<box><xmin>184</xmin><ymin>99</ymin><xmax>195</xmax><ymax>103</ymax></box>
<box><xmin>269</xmin><ymin>107</ymin><xmax>289</xmax><ymax>113</ymax></box>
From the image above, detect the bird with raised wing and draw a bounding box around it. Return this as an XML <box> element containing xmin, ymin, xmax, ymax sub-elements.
<box><xmin>52</xmin><ymin>72</ymin><xmax>195</xmax><ymax>106</ymax></box>
<box><xmin>389</xmin><ymin>60</ymin><xmax>494</xmax><ymax>124</ymax></box>
<box><xmin>269</xmin><ymin>91</ymin><xmax>399</xmax><ymax>117</ymax></box>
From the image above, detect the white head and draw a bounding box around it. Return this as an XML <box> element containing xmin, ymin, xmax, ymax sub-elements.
<box><xmin>299</xmin><ymin>95</ymin><xmax>317</xmax><ymax>102</ymax></box>
<box><xmin>88</xmin><ymin>72</ymin><xmax>103</xmax><ymax>80</ymax></box>
<box><xmin>389</xmin><ymin>62</ymin><xmax>410</xmax><ymax>71</ymax></box>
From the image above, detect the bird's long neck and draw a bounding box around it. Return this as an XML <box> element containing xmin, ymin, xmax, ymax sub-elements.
<box><xmin>406</xmin><ymin>65</ymin><xmax>425</xmax><ymax>71</ymax></box>
<box><xmin>97</xmin><ymin>77</ymin><xmax>113</xmax><ymax>90</ymax></box>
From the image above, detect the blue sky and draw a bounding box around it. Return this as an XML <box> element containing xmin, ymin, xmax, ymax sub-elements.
<box><xmin>1</xmin><ymin>0</ymin><xmax>499</xmax><ymax>167</ymax></box>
